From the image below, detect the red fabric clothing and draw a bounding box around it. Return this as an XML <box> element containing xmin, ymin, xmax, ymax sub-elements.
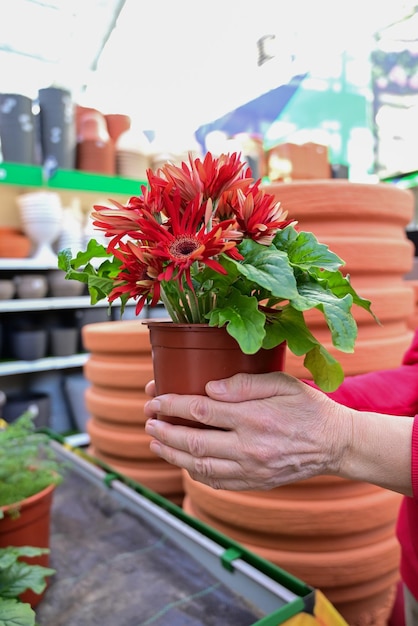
<box><xmin>397</xmin><ymin>416</ymin><xmax>418</xmax><ymax>601</ymax></box>
<box><xmin>322</xmin><ymin>331</ymin><xmax>418</xmax><ymax>417</ymax></box>
<box><xmin>307</xmin><ymin>329</ymin><xmax>418</xmax><ymax>600</ymax></box>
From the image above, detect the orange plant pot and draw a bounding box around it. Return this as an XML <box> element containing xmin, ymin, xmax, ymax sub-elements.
<box><xmin>0</xmin><ymin>484</ymin><xmax>55</xmax><ymax>608</ymax></box>
<box><xmin>82</xmin><ymin>320</ymin><xmax>183</xmax><ymax>502</ymax></box>
<box><xmin>262</xmin><ymin>179</ymin><xmax>415</xmax><ymax>376</ymax></box>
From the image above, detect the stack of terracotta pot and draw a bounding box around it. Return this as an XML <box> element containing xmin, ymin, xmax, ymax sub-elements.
<box><xmin>82</xmin><ymin>320</ymin><xmax>183</xmax><ymax>504</ymax></box>
<box><xmin>182</xmin><ymin>180</ymin><xmax>416</xmax><ymax>625</ymax></box>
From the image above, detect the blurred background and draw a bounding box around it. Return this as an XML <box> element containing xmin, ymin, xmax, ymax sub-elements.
<box><xmin>0</xmin><ymin>0</ymin><xmax>417</xmax><ymax>182</ymax></box>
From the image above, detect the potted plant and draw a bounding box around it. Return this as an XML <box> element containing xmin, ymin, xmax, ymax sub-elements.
<box><xmin>0</xmin><ymin>545</ymin><xmax>54</xmax><ymax>626</ymax></box>
<box><xmin>0</xmin><ymin>410</ymin><xmax>63</xmax><ymax>608</ymax></box>
<box><xmin>58</xmin><ymin>151</ymin><xmax>377</xmax><ymax>393</ymax></box>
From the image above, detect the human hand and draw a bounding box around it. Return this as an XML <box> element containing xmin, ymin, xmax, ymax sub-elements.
<box><xmin>144</xmin><ymin>372</ymin><xmax>351</xmax><ymax>491</ymax></box>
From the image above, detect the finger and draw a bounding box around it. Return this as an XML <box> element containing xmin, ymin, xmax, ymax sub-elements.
<box><xmin>145</xmin><ymin>393</ymin><xmax>242</xmax><ymax>429</ymax></box>
<box><xmin>145</xmin><ymin>380</ymin><xmax>156</xmax><ymax>397</ymax></box>
<box><xmin>206</xmin><ymin>371</ymin><xmax>301</xmax><ymax>402</ymax></box>
<box><xmin>145</xmin><ymin>418</ymin><xmax>237</xmax><ymax>459</ymax></box>
<box><xmin>148</xmin><ymin>437</ymin><xmax>258</xmax><ymax>491</ymax></box>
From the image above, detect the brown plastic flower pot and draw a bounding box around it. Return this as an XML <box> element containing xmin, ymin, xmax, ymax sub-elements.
<box><xmin>147</xmin><ymin>321</ymin><xmax>286</xmax><ymax>426</ymax></box>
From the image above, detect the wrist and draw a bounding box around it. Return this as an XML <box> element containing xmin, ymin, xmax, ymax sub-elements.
<box><xmin>337</xmin><ymin>409</ymin><xmax>413</xmax><ymax>496</ymax></box>
<box><xmin>325</xmin><ymin>401</ymin><xmax>355</xmax><ymax>476</ymax></box>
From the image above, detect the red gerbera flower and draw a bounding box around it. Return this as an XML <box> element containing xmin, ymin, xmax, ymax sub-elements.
<box><xmin>108</xmin><ymin>241</ymin><xmax>162</xmax><ymax>315</ymax></box>
<box><xmin>134</xmin><ymin>193</ymin><xmax>242</xmax><ymax>290</ymax></box>
<box><xmin>233</xmin><ymin>184</ymin><xmax>297</xmax><ymax>245</ymax></box>
<box><xmin>148</xmin><ymin>152</ymin><xmax>252</xmax><ymax>208</ymax></box>
<box><xmin>90</xmin><ymin>184</ymin><xmax>166</xmax><ymax>245</ymax></box>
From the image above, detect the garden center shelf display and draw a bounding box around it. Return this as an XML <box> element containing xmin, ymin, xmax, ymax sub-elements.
<box><xmin>0</xmin><ymin>162</ymin><xmax>148</xmax><ymax>433</ymax></box>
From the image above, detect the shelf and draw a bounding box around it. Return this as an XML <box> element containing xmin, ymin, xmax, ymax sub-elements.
<box><xmin>381</xmin><ymin>170</ymin><xmax>418</xmax><ymax>190</ymax></box>
<box><xmin>0</xmin><ymin>258</ymin><xmax>60</xmax><ymax>270</ymax></box>
<box><xmin>0</xmin><ymin>353</ymin><xmax>88</xmax><ymax>376</ymax></box>
<box><xmin>0</xmin><ymin>295</ymin><xmax>140</xmax><ymax>313</ymax></box>
<box><xmin>0</xmin><ymin>162</ymin><xmax>147</xmax><ymax>196</ymax></box>
<box><xmin>0</xmin><ymin>296</ymin><xmax>109</xmax><ymax>313</ymax></box>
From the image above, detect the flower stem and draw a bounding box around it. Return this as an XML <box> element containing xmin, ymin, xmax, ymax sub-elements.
<box><xmin>159</xmin><ymin>287</ymin><xmax>181</xmax><ymax>322</ymax></box>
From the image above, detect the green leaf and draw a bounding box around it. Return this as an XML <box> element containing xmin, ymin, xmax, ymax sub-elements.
<box><xmin>289</xmin><ymin>282</ymin><xmax>358</xmax><ymax>352</ymax></box>
<box><xmin>272</xmin><ymin>224</ymin><xmax>299</xmax><ymax>248</ymax></box>
<box><xmin>208</xmin><ymin>290</ymin><xmax>266</xmax><ymax>354</ymax></box>
<box><xmin>262</xmin><ymin>308</ymin><xmax>344</xmax><ymax>391</ymax></box>
<box><xmin>57</xmin><ymin>247</ymin><xmax>73</xmax><ymax>271</ymax></box>
<box><xmin>289</xmin><ymin>231</ymin><xmax>344</xmax><ymax>270</ymax></box>
<box><xmin>304</xmin><ymin>344</ymin><xmax>345</xmax><ymax>392</ymax></box>
<box><xmin>58</xmin><ymin>239</ymin><xmax>109</xmax><ymax>271</ymax></box>
<box><xmin>311</xmin><ymin>269</ymin><xmax>380</xmax><ymax>322</ymax></box>
<box><xmin>1</xmin><ymin>562</ymin><xmax>54</xmax><ymax>598</ymax></box>
<box><xmin>231</xmin><ymin>240</ymin><xmax>299</xmax><ymax>299</ymax></box>
<box><xmin>0</xmin><ymin>547</ymin><xmax>49</xmax><ymax>570</ymax></box>
<box><xmin>0</xmin><ymin>598</ymin><xmax>35</xmax><ymax>626</ymax></box>
<box><xmin>318</xmin><ymin>299</ymin><xmax>358</xmax><ymax>353</ymax></box>
<box><xmin>263</xmin><ymin>308</ymin><xmax>318</xmax><ymax>354</ymax></box>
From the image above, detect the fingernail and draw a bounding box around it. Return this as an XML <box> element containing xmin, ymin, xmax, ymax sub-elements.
<box><xmin>149</xmin><ymin>440</ymin><xmax>161</xmax><ymax>455</ymax></box>
<box><xmin>148</xmin><ymin>399</ymin><xmax>161</xmax><ymax>413</ymax></box>
<box><xmin>145</xmin><ymin>418</ymin><xmax>156</xmax><ymax>433</ymax></box>
<box><xmin>207</xmin><ymin>380</ymin><xmax>226</xmax><ymax>394</ymax></box>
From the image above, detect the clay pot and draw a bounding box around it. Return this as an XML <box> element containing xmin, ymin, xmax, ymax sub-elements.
<box><xmin>182</xmin><ymin>472</ymin><xmax>403</xmax><ymax>624</ymax></box>
<box><xmin>262</xmin><ymin>180</ymin><xmax>415</xmax><ymax>376</ymax></box>
<box><xmin>0</xmin><ymin>484</ymin><xmax>55</xmax><ymax>608</ymax></box>
<box><xmin>82</xmin><ymin>320</ymin><xmax>183</xmax><ymax>502</ymax></box>
<box><xmin>146</xmin><ymin>321</ymin><xmax>286</xmax><ymax>426</ymax></box>
<box><xmin>47</xmin><ymin>269</ymin><xmax>85</xmax><ymax>297</ymax></box>
<box><xmin>76</xmin><ymin>139</ymin><xmax>115</xmax><ymax>175</ymax></box>
<box><xmin>0</xmin><ymin>279</ymin><xmax>15</xmax><ymax>299</ymax></box>
<box><xmin>76</xmin><ymin>109</ymin><xmax>115</xmax><ymax>174</ymax></box>
<box><xmin>105</xmin><ymin>113</ymin><xmax>131</xmax><ymax>144</ymax></box>
<box><xmin>0</xmin><ymin>227</ymin><xmax>31</xmax><ymax>258</ymax></box>
<box><xmin>14</xmin><ymin>274</ymin><xmax>48</xmax><ymax>299</ymax></box>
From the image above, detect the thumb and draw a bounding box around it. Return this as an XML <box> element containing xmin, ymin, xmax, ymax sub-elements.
<box><xmin>206</xmin><ymin>371</ymin><xmax>301</xmax><ymax>402</ymax></box>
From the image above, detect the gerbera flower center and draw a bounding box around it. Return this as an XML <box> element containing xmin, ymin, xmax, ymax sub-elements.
<box><xmin>170</xmin><ymin>235</ymin><xmax>200</xmax><ymax>259</ymax></box>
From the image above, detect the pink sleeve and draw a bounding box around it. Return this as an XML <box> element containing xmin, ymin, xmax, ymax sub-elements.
<box><xmin>304</xmin><ymin>330</ymin><xmax>418</xmax><ymax>417</ymax></box>
<box><xmin>412</xmin><ymin>415</ymin><xmax>418</xmax><ymax>500</ymax></box>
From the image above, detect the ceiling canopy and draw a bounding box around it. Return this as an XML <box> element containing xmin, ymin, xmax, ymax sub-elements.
<box><xmin>0</xmin><ymin>0</ymin><xmax>417</xmax><ymax>134</ymax></box>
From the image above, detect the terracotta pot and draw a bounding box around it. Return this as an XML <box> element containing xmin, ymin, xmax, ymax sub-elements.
<box><xmin>261</xmin><ymin>180</ymin><xmax>415</xmax><ymax>376</ymax></box>
<box><xmin>0</xmin><ymin>484</ymin><xmax>55</xmax><ymax>608</ymax></box>
<box><xmin>82</xmin><ymin>320</ymin><xmax>183</xmax><ymax>502</ymax></box>
<box><xmin>105</xmin><ymin>113</ymin><xmax>131</xmax><ymax>144</ymax></box>
<box><xmin>182</xmin><ymin>472</ymin><xmax>402</xmax><ymax>624</ymax></box>
<box><xmin>85</xmin><ymin>387</ymin><xmax>149</xmax><ymax>424</ymax></box>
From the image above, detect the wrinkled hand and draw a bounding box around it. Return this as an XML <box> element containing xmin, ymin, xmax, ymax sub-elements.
<box><xmin>144</xmin><ymin>372</ymin><xmax>352</xmax><ymax>491</ymax></box>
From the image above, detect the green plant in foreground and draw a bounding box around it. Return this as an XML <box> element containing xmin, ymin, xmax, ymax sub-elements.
<box><xmin>0</xmin><ymin>412</ymin><xmax>63</xmax><ymax>517</ymax></box>
<box><xmin>0</xmin><ymin>546</ymin><xmax>54</xmax><ymax>626</ymax></box>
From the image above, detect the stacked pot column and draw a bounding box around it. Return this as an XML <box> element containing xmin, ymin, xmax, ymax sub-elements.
<box><xmin>266</xmin><ymin>180</ymin><xmax>416</xmax><ymax>375</ymax></box>
<box><xmin>182</xmin><ymin>181</ymin><xmax>415</xmax><ymax>625</ymax></box>
<box><xmin>82</xmin><ymin>320</ymin><xmax>183</xmax><ymax>504</ymax></box>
